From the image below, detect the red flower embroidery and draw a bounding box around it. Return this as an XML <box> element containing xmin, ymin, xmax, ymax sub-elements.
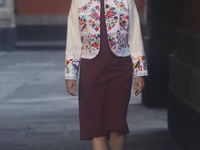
<box><xmin>108</xmin><ymin>26</ymin><xmax>112</xmax><ymax>30</ymax></box>
<box><xmin>95</xmin><ymin>27</ymin><xmax>99</xmax><ymax>31</ymax></box>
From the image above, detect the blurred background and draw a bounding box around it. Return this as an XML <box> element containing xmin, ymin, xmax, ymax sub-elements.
<box><xmin>0</xmin><ymin>0</ymin><xmax>200</xmax><ymax>150</ymax></box>
<box><xmin>0</xmin><ymin>0</ymin><xmax>148</xmax><ymax>50</ymax></box>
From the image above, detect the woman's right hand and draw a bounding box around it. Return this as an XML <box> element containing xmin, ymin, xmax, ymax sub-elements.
<box><xmin>65</xmin><ymin>80</ymin><xmax>77</xmax><ymax>96</ymax></box>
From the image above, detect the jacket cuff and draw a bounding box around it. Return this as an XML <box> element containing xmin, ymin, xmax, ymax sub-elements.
<box><xmin>65</xmin><ymin>58</ymin><xmax>79</xmax><ymax>80</ymax></box>
<box><xmin>132</xmin><ymin>53</ymin><xmax>148</xmax><ymax>77</ymax></box>
<box><xmin>134</xmin><ymin>71</ymin><xmax>148</xmax><ymax>77</ymax></box>
<box><xmin>64</xmin><ymin>74</ymin><xmax>77</xmax><ymax>80</ymax></box>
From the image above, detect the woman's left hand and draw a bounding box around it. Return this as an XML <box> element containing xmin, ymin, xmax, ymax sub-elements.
<box><xmin>134</xmin><ymin>77</ymin><xmax>145</xmax><ymax>96</ymax></box>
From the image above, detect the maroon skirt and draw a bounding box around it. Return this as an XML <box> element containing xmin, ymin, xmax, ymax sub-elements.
<box><xmin>78</xmin><ymin>0</ymin><xmax>133</xmax><ymax>140</ymax></box>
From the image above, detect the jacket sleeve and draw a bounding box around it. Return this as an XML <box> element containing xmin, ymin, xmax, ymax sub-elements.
<box><xmin>65</xmin><ymin>0</ymin><xmax>82</xmax><ymax>80</ymax></box>
<box><xmin>128</xmin><ymin>0</ymin><xmax>148</xmax><ymax>77</ymax></box>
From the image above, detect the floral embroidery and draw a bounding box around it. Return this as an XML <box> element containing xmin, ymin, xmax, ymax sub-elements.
<box><xmin>79</xmin><ymin>0</ymin><xmax>93</xmax><ymax>12</ymax></box>
<box><xmin>65</xmin><ymin>59</ymin><xmax>71</xmax><ymax>74</ymax></box>
<box><xmin>119</xmin><ymin>3</ymin><xmax>124</xmax><ymax>8</ymax></box>
<box><xmin>79</xmin><ymin>0</ymin><xmax>128</xmax><ymax>32</ymax></box>
<box><xmin>88</xmin><ymin>19</ymin><xmax>100</xmax><ymax>31</ymax></box>
<box><xmin>87</xmin><ymin>7</ymin><xmax>100</xmax><ymax>31</ymax></box>
<box><xmin>104</xmin><ymin>2</ymin><xmax>129</xmax><ymax>32</ymax></box>
<box><xmin>105</xmin><ymin>6</ymin><xmax>118</xmax><ymax>30</ymax></box>
<box><xmin>89</xmin><ymin>8</ymin><xmax>100</xmax><ymax>20</ymax></box>
<box><xmin>107</xmin><ymin>30</ymin><xmax>129</xmax><ymax>53</ymax></box>
<box><xmin>78</xmin><ymin>0</ymin><xmax>130</xmax><ymax>57</ymax></box>
<box><xmin>65</xmin><ymin>59</ymin><xmax>79</xmax><ymax>75</ymax></box>
<box><xmin>81</xmin><ymin>33</ymin><xmax>100</xmax><ymax>56</ymax></box>
<box><xmin>79</xmin><ymin>0</ymin><xmax>101</xmax><ymax>12</ymax></box>
<box><xmin>120</xmin><ymin>14</ymin><xmax>129</xmax><ymax>31</ymax></box>
<box><xmin>132</xmin><ymin>55</ymin><xmax>148</xmax><ymax>76</ymax></box>
<box><xmin>79</xmin><ymin>16</ymin><xmax>87</xmax><ymax>32</ymax></box>
<box><xmin>106</xmin><ymin>0</ymin><xmax>129</xmax><ymax>12</ymax></box>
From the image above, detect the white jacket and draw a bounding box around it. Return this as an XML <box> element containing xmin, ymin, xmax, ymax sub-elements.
<box><xmin>65</xmin><ymin>0</ymin><xmax>148</xmax><ymax>80</ymax></box>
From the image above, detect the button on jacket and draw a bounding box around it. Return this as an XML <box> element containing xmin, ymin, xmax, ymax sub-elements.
<box><xmin>65</xmin><ymin>0</ymin><xmax>148</xmax><ymax>80</ymax></box>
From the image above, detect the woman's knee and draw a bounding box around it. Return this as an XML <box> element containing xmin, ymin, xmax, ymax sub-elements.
<box><xmin>92</xmin><ymin>136</ymin><xmax>108</xmax><ymax>150</ymax></box>
<box><xmin>110</xmin><ymin>130</ymin><xmax>126</xmax><ymax>138</ymax></box>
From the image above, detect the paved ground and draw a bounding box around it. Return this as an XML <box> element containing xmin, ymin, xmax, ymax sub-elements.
<box><xmin>0</xmin><ymin>51</ymin><xmax>182</xmax><ymax>150</ymax></box>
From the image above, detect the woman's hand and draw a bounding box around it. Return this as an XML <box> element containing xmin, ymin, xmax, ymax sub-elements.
<box><xmin>134</xmin><ymin>77</ymin><xmax>145</xmax><ymax>96</ymax></box>
<box><xmin>65</xmin><ymin>80</ymin><xmax>77</xmax><ymax>96</ymax></box>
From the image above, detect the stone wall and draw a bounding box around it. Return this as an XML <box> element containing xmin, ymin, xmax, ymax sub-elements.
<box><xmin>14</xmin><ymin>0</ymin><xmax>69</xmax><ymax>26</ymax></box>
<box><xmin>14</xmin><ymin>0</ymin><xmax>70</xmax><ymax>49</ymax></box>
<box><xmin>0</xmin><ymin>0</ymin><xmax>15</xmax><ymax>50</ymax></box>
<box><xmin>0</xmin><ymin>0</ymin><xmax>15</xmax><ymax>28</ymax></box>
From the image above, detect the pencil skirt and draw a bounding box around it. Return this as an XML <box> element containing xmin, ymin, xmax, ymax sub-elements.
<box><xmin>78</xmin><ymin>50</ymin><xmax>133</xmax><ymax>140</ymax></box>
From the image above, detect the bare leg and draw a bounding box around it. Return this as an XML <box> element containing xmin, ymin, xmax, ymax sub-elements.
<box><xmin>92</xmin><ymin>136</ymin><xmax>109</xmax><ymax>150</ymax></box>
<box><xmin>109</xmin><ymin>130</ymin><xmax>126</xmax><ymax>150</ymax></box>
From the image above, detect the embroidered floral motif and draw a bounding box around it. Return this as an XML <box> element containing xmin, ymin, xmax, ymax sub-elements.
<box><xmin>119</xmin><ymin>3</ymin><xmax>124</xmax><ymax>8</ymax></box>
<box><xmin>105</xmin><ymin>5</ymin><xmax>118</xmax><ymax>30</ymax></box>
<box><xmin>120</xmin><ymin>14</ymin><xmax>129</xmax><ymax>31</ymax></box>
<box><xmin>132</xmin><ymin>55</ymin><xmax>148</xmax><ymax>76</ymax></box>
<box><xmin>88</xmin><ymin>19</ymin><xmax>100</xmax><ymax>31</ymax></box>
<box><xmin>89</xmin><ymin>8</ymin><xmax>100</xmax><ymax>20</ymax></box>
<box><xmin>78</xmin><ymin>0</ymin><xmax>131</xmax><ymax>57</ymax></box>
<box><xmin>79</xmin><ymin>0</ymin><xmax>101</xmax><ymax>12</ymax></box>
<box><xmin>79</xmin><ymin>15</ymin><xmax>87</xmax><ymax>32</ymax></box>
<box><xmin>79</xmin><ymin>0</ymin><xmax>93</xmax><ymax>12</ymax></box>
<box><xmin>65</xmin><ymin>59</ymin><xmax>71</xmax><ymax>74</ymax></box>
<box><xmin>107</xmin><ymin>30</ymin><xmax>129</xmax><ymax>51</ymax></box>
<box><xmin>65</xmin><ymin>59</ymin><xmax>79</xmax><ymax>75</ymax></box>
<box><xmin>105</xmin><ymin>0</ymin><xmax>128</xmax><ymax>11</ymax></box>
<box><xmin>81</xmin><ymin>33</ymin><xmax>100</xmax><ymax>56</ymax></box>
<box><xmin>87</xmin><ymin>7</ymin><xmax>100</xmax><ymax>31</ymax></box>
<box><xmin>104</xmin><ymin>2</ymin><xmax>129</xmax><ymax>32</ymax></box>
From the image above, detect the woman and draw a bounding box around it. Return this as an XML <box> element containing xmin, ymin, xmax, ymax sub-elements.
<box><xmin>65</xmin><ymin>0</ymin><xmax>148</xmax><ymax>149</ymax></box>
